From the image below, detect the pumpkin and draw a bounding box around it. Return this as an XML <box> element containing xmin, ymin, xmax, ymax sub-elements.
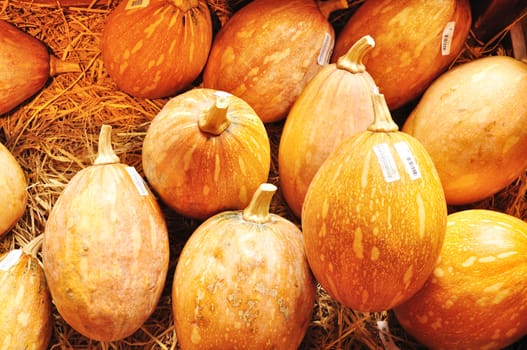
<box><xmin>402</xmin><ymin>55</ymin><xmax>527</xmax><ymax>205</ymax></box>
<box><xmin>42</xmin><ymin>125</ymin><xmax>169</xmax><ymax>342</ymax></box>
<box><xmin>142</xmin><ymin>88</ymin><xmax>271</xmax><ymax>220</ymax></box>
<box><xmin>301</xmin><ymin>89</ymin><xmax>447</xmax><ymax>312</ymax></box>
<box><xmin>332</xmin><ymin>0</ymin><xmax>471</xmax><ymax>110</ymax></box>
<box><xmin>279</xmin><ymin>35</ymin><xmax>377</xmax><ymax>217</ymax></box>
<box><xmin>394</xmin><ymin>209</ymin><xmax>527</xmax><ymax>350</ymax></box>
<box><xmin>202</xmin><ymin>0</ymin><xmax>348</xmax><ymax>123</ymax></box>
<box><xmin>0</xmin><ymin>235</ymin><xmax>52</xmax><ymax>350</ymax></box>
<box><xmin>172</xmin><ymin>183</ymin><xmax>316</xmax><ymax>349</ymax></box>
<box><xmin>0</xmin><ymin>19</ymin><xmax>80</xmax><ymax>115</ymax></box>
<box><xmin>0</xmin><ymin>141</ymin><xmax>27</xmax><ymax>237</ymax></box>
<box><xmin>101</xmin><ymin>0</ymin><xmax>212</xmax><ymax>99</ymax></box>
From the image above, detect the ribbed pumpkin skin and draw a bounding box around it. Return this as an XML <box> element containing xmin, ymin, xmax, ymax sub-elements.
<box><xmin>0</xmin><ymin>249</ymin><xmax>52</xmax><ymax>349</ymax></box>
<box><xmin>394</xmin><ymin>209</ymin><xmax>527</xmax><ymax>350</ymax></box>
<box><xmin>202</xmin><ymin>0</ymin><xmax>336</xmax><ymax>123</ymax></box>
<box><xmin>0</xmin><ymin>19</ymin><xmax>49</xmax><ymax>115</ymax></box>
<box><xmin>302</xmin><ymin>124</ymin><xmax>447</xmax><ymax>312</ymax></box>
<box><xmin>101</xmin><ymin>0</ymin><xmax>212</xmax><ymax>99</ymax></box>
<box><xmin>142</xmin><ymin>88</ymin><xmax>271</xmax><ymax>220</ymax></box>
<box><xmin>0</xmin><ymin>142</ymin><xmax>27</xmax><ymax>237</ymax></box>
<box><xmin>278</xmin><ymin>37</ymin><xmax>376</xmax><ymax>217</ymax></box>
<box><xmin>172</xmin><ymin>187</ymin><xmax>315</xmax><ymax>349</ymax></box>
<box><xmin>403</xmin><ymin>56</ymin><xmax>527</xmax><ymax>205</ymax></box>
<box><xmin>43</xmin><ymin>163</ymin><xmax>170</xmax><ymax>341</ymax></box>
<box><xmin>332</xmin><ymin>0</ymin><xmax>471</xmax><ymax>110</ymax></box>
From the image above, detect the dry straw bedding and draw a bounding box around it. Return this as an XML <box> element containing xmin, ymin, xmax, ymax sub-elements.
<box><xmin>0</xmin><ymin>0</ymin><xmax>526</xmax><ymax>349</ymax></box>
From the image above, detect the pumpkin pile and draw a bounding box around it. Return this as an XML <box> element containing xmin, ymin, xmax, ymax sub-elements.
<box><xmin>0</xmin><ymin>0</ymin><xmax>526</xmax><ymax>349</ymax></box>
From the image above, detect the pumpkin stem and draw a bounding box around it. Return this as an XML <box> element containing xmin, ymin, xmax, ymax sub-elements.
<box><xmin>94</xmin><ymin>124</ymin><xmax>120</xmax><ymax>165</ymax></box>
<box><xmin>367</xmin><ymin>87</ymin><xmax>399</xmax><ymax>133</ymax></box>
<box><xmin>169</xmin><ymin>0</ymin><xmax>198</xmax><ymax>12</ymax></box>
<box><xmin>22</xmin><ymin>234</ymin><xmax>44</xmax><ymax>258</ymax></box>
<box><xmin>49</xmin><ymin>55</ymin><xmax>81</xmax><ymax>77</ymax></box>
<box><xmin>242</xmin><ymin>183</ymin><xmax>277</xmax><ymax>224</ymax></box>
<box><xmin>198</xmin><ymin>94</ymin><xmax>231</xmax><ymax>136</ymax></box>
<box><xmin>336</xmin><ymin>35</ymin><xmax>375</xmax><ymax>74</ymax></box>
<box><xmin>317</xmin><ymin>0</ymin><xmax>349</xmax><ymax>19</ymax></box>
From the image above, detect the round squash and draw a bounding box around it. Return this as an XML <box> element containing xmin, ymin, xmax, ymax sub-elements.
<box><xmin>172</xmin><ymin>183</ymin><xmax>316</xmax><ymax>349</ymax></box>
<box><xmin>0</xmin><ymin>19</ymin><xmax>80</xmax><ymax>115</ymax></box>
<box><xmin>101</xmin><ymin>0</ymin><xmax>212</xmax><ymax>99</ymax></box>
<box><xmin>394</xmin><ymin>209</ymin><xmax>527</xmax><ymax>350</ymax></box>
<box><xmin>332</xmin><ymin>0</ymin><xmax>471</xmax><ymax>110</ymax></box>
<box><xmin>202</xmin><ymin>0</ymin><xmax>347</xmax><ymax>123</ymax></box>
<box><xmin>402</xmin><ymin>55</ymin><xmax>527</xmax><ymax>205</ymax></box>
<box><xmin>0</xmin><ymin>235</ymin><xmax>52</xmax><ymax>350</ymax></box>
<box><xmin>302</xmin><ymin>90</ymin><xmax>447</xmax><ymax>312</ymax></box>
<box><xmin>142</xmin><ymin>88</ymin><xmax>271</xmax><ymax>220</ymax></box>
<box><xmin>0</xmin><ymin>141</ymin><xmax>27</xmax><ymax>237</ymax></box>
<box><xmin>42</xmin><ymin>125</ymin><xmax>170</xmax><ymax>342</ymax></box>
<box><xmin>279</xmin><ymin>35</ymin><xmax>376</xmax><ymax>217</ymax></box>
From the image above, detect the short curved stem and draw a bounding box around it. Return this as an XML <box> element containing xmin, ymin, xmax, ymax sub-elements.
<box><xmin>94</xmin><ymin>124</ymin><xmax>120</xmax><ymax>165</ymax></box>
<box><xmin>242</xmin><ymin>183</ymin><xmax>277</xmax><ymax>224</ymax></box>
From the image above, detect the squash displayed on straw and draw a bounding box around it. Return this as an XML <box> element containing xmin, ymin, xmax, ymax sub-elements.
<box><xmin>0</xmin><ymin>19</ymin><xmax>80</xmax><ymax>115</ymax></box>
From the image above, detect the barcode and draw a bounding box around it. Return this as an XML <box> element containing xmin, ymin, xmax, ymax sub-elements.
<box><xmin>373</xmin><ymin>143</ymin><xmax>400</xmax><ymax>183</ymax></box>
<box><xmin>441</xmin><ymin>21</ymin><xmax>456</xmax><ymax>56</ymax></box>
<box><xmin>394</xmin><ymin>142</ymin><xmax>421</xmax><ymax>180</ymax></box>
<box><xmin>126</xmin><ymin>0</ymin><xmax>150</xmax><ymax>9</ymax></box>
<box><xmin>126</xmin><ymin>166</ymin><xmax>149</xmax><ymax>196</ymax></box>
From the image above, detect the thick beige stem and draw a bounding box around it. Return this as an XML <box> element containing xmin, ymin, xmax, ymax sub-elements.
<box><xmin>242</xmin><ymin>183</ymin><xmax>277</xmax><ymax>224</ymax></box>
<box><xmin>22</xmin><ymin>235</ymin><xmax>44</xmax><ymax>257</ymax></box>
<box><xmin>198</xmin><ymin>95</ymin><xmax>231</xmax><ymax>136</ymax></box>
<box><xmin>317</xmin><ymin>0</ymin><xmax>349</xmax><ymax>19</ymax></box>
<box><xmin>368</xmin><ymin>87</ymin><xmax>399</xmax><ymax>133</ymax></box>
<box><xmin>94</xmin><ymin>124</ymin><xmax>120</xmax><ymax>165</ymax></box>
<box><xmin>336</xmin><ymin>35</ymin><xmax>375</xmax><ymax>73</ymax></box>
<box><xmin>49</xmin><ymin>55</ymin><xmax>81</xmax><ymax>76</ymax></box>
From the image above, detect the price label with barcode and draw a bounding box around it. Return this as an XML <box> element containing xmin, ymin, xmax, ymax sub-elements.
<box><xmin>126</xmin><ymin>0</ymin><xmax>150</xmax><ymax>10</ymax></box>
<box><xmin>441</xmin><ymin>21</ymin><xmax>456</xmax><ymax>55</ymax></box>
<box><xmin>373</xmin><ymin>143</ymin><xmax>400</xmax><ymax>183</ymax></box>
<box><xmin>394</xmin><ymin>141</ymin><xmax>421</xmax><ymax>180</ymax></box>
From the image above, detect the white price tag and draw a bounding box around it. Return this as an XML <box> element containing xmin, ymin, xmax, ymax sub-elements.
<box><xmin>317</xmin><ymin>32</ymin><xmax>334</xmax><ymax>65</ymax></box>
<box><xmin>373</xmin><ymin>143</ymin><xmax>400</xmax><ymax>183</ymax></box>
<box><xmin>394</xmin><ymin>141</ymin><xmax>421</xmax><ymax>180</ymax></box>
<box><xmin>125</xmin><ymin>166</ymin><xmax>149</xmax><ymax>196</ymax></box>
<box><xmin>441</xmin><ymin>21</ymin><xmax>456</xmax><ymax>55</ymax></box>
<box><xmin>126</xmin><ymin>0</ymin><xmax>150</xmax><ymax>10</ymax></box>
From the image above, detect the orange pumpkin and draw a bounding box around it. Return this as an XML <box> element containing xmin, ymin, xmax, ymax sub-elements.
<box><xmin>142</xmin><ymin>88</ymin><xmax>271</xmax><ymax>220</ymax></box>
<box><xmin>402</xmin><ymin>55</ymin><xmax>527</xmax><ymax>205</ymax></box>
<box><xmin>43</xmin><ymin>125</ymin><xmax>169</xmax><ymax>341</ymax></box>
<box><xmin>279</xmin><ymin>35</ymin><xmax>376</xmax><ymax>217</ymax></box>
<box><xmin>0</xmin><ymin>141</ymin><xmax>27</xmax><ymax>237</ymax></box>
<box><xmin>332</xmin><ymin>0</ymin><xmax>471</xmax><ymax>110</ymax></box>
<box><xmin>101</xmin><ymin>0</ymin><xmax>212</xmax><ymax>99</ymax></box>
<box><xmin>0</xmin><ymin>19</ymin><xmax>80</xmax><ymax>115</ymax></box>
<box><xmin>172</xmin><ymin>183</ymin><xmax>316</xmax><ymax>349</ymax></box>
<box><xmin>394</xmin><ymin>209</ymin><xmax>527</xmax><ymax>350</ymax></box>
<box><xmin>302</xmin><ymin>90</ymin><xmax>447</xmax><ymax>312</ymax></box>
<box><xmin>202</xmin><ymin>0</ymin><xmax>347</xmax><ymax>123</ymax></box>
<box><xmin>0</xmin><ymin>235</ymin><xmax>52</xmax><ymax>349</ymax></box>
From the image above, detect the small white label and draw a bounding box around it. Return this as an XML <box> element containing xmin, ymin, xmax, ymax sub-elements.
<box><xmin>317</xmin><ymin>32</ymin><xmax>334</xmax><ymax>65</ymax></box>
<box><xmin>0</xmin><ymin>249</ymin><xmax>23</xmax><ymax>271</ymax></box>
<box><xmin>125</xmin><ymin>166</ymin><xmax>149</xmax><ymax>196</ymax></box>
<box><xmin>126</xmin><ymin>0</ymin><xmax>150</xmax><ymax>10</ymax></box>
<box><xmin>394</xmin><ymin>141</ymin><xmax>421</xmax><ymax>180</ymax></box>
<box><xmin>441</xmin><ymin>21</ymin><xmax>456</xmax><ymax>55</ymax></box>
<box><xmin>377</xmin><ymin>320</ymin><xmax>401</xmax><ymax>350</ymax></box>
<box><xmin>373</xmin><ymin>143</ymin><xmax>400</xmax><ymax>183</ymax></box>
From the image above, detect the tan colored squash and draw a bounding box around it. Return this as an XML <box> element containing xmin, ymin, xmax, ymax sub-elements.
<box><xmin>332</xmin><ymin>0</ymin><xmax>471</xmax><ymax>110</ymax></box>
<box><xmin>202</xmin><ymin>0</ymin><xmax>347</xmax><ymax>123</ymax></box>
<box><xmin>302</xmin><ymin>90</ymin><xmax>447</xmax><ymax>312</ymax></box>
<box><xmin>43</xmin><ymin>125</ymin><xmax>169</xmax><ymax>341</ymax></box>
<box><xmin>279</xmin><ymin>35</ymin><xmax>376</xmax><ymax>217</ymax></box>
<box><xmin>0</xmin><ymin>141</ymin><xmax>27</xmax><ymax>237</ymax></box>
<box><xmin>0</xmin><ymin>235</ymin><xmax>52</xmax><ymax>350</ymax></box>
<box><xmin>394</xmin><ymin>209</ymin><xmax>527</xmax><ymax>350</ymax></box>
<box><xmin>172</xmin><ymin>183</ymin><xmax>316</xmax><ymax>349</ymax></box>
<box><xmin>142</xmin><ymin>88</ymin><xmax>271</xmax><ymax>220</ymax></box>
<box><xmin>402</xmin><ymin>56</ymin><xmax>527</xmax><ymax>205</ymax></box>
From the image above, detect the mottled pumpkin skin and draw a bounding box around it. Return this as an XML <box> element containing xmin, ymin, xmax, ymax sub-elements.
<box><xmin>101</xmin><ymin>0</ymin><xmax>212</xmax><ymax>99</ymax></box>
<box><xmin>403</xmin><ymin>56</ymin><xmax>527</xmax><ymax>205</ymax></box>
<box><xmin>202</xmin><ymin>0</ymin><xmax>335</xmax><ymax>123</ymax></box>
<box><xmin>0</xmin><ymin>19</ymin><xmax>50</xmax><ymax>115</ymax></box>
<box><xmin>43</xmin><ymin>163</ymin><xmax>169</xmax><ymax>342</ymax></box>
<box><xmin>172</xmin><ymin>211</ymin><xmax>316</xmax><ymax>350</ymax></box>
<box><xmin>142</xmin><ymin>88</ymin><xmax>271</xmax><ymax>220</ymax></box>
<box><xmin>0</xmin><ymin>250</ymin><xmax>52</xmax><ymax>350</ymax></box>
<box><xmin>332</xmin><ymin>0</ymin><xmax>471</xmax><ymax>110</ymax></box>
<box><xmin>302</xmin><ymin>130</ymin><xmax>447</xmax><ymax>312</ymax></box>
<box><xmin>394</xmin><ymin>209</ymin><xmax>527</xmax><ymax>350</ymax></box>
<box><xmin>0</xmin><ymin>142</ymin><xmax>27</xmax><ymax>237</ymax></box>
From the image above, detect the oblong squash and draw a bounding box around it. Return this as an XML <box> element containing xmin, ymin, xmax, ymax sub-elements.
<box><xmin>43</xmin><ymin>125</ymin><xmax>170</xmax><ymax>342</ymax></box>
<box><xmin>402</xmin><ymin>55</ymin><xmax>527</xmax><ymax>205</ymax></box>
<box><xmin>302</xmin><ymin>90</ymin><xmax>447</xmax><ymax>312</ymax></box>
<box><xmin>394</xmin><ymin>209</ymin><xmax>527</xmax><ymax>350</ymax></box>
<box><xmin>332</xmin><ymin>0</ymin><xmax>471</xmax><ymax>110</ymax></box>
<box><xmin>279</xmin><ymin>35</ymin><xmax>376</xmax><ymax>217</ymax></box>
